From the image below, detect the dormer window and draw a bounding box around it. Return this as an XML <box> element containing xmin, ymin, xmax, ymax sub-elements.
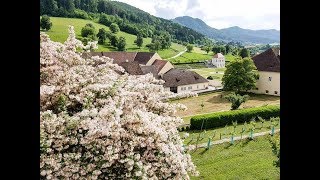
<box><xmin>176</xmin><ymin>78</ymin><xmax>180</xmax><ymax>82</ymax></box>
<box><xmin>269</xmin><ymin>77</ymin><xmax>272</xmax><ymax>81</ymax></box>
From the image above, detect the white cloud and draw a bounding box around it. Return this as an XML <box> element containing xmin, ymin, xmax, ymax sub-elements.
<box><xmin>113</xmin><ymin>0</ymin><xmax>280</xmax><ymax>30</ymax></box>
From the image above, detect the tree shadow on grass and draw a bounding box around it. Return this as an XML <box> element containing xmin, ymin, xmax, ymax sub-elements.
<box><xmin>239</xmin><ymin>138</ymin><xmax>252</xmax><ymax>147</ymax></box>
<box><xmin>224</xmin><ymin>143</ymin><xmax>233</xmax><ymax>149</ymax></box>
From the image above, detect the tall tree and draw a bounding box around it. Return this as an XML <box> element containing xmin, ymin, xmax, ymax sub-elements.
<box><xmin>135</xmin><ymin>34</ymin><xmax>143</xmax><ymax>48</ymax></box>
<box><xmin>110</xmin><ymin>34</ymin><xmax>118</xmax><ymax>47</ymax></box>
<box><xmin>40</xmin><ymin>15</ymin><xmax>53</xmax><ymax>31</ymax></box>
<box><xmin>97</xmin><ymin>28</ymin><xmax>107</xmax><ymax>44</ymax></box>
<box><xmin>110</xmin><ymin>23</ymin><xmax>120</xmax><ymax>34</ymax></box>
<box><xmin>240</xmin><ymin>48</ymin><xmax>250</xmax><ymax>58</ymax></box>
<box><xmin>117</xmin><ymin>36</ymin><xmax>126</xmax><ymax>51</ymax></box>
<box><xmin>81</xmin><ymin>23</ymin><xmax>96</xmax><ymax>40</ymax></box>
<box><xmin>204</xmin><ymin>46</ymin><xmax>211</xmax><ymax>54</ymax></box>
<box><xmin>186</xmin><ymin>44</ymin><xmax>193</xmax><ymax>52</ymax></box>
<box><xmin>222</xmin><ymin>57</ymin><xmax>259</xmax><ymax>94</ymax></box>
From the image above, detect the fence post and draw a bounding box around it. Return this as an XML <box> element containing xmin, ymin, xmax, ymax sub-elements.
<box><xmin>271</xmin><ymin>126</ymin><xmax>275</xmax><ymax>136</ymax></box>
<box><xmin>250</xmin><ymin>129</ymin><xmax>253</xmax><ymax>139</ymax></box>
<box><xmin>231</xmin><ymin>135</ymin><xmax>234</xmax><ymax>144</ymax></box>
<box><xmin>207</xmin><ymin>138</ymin><xmax>211</xmax><ymax>149</ymax></box>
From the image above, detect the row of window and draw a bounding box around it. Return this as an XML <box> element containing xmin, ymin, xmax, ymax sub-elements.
<box><xmin>257</xmin><ymin>77</ymin><xmax>273</xmax><ymax>81</ymax></box>
<box><xmin>181</xmin><ymin>85</ymin><xmax>206</xmax><ymax>91</ymax></box>
<box><xmin>256</xmin><ymin>88</ymin><xmax>278</xmax><ymax>94</ymax></box>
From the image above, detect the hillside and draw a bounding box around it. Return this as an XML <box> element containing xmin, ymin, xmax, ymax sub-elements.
<box><xmin>43</xmin><ymin>17</ymin><xmax>185</xmax><ymax>59</ymax></box>
<box><xmin>40</xmin><ymin>0</ymin><xmax>208</xmax><ymax>45</ymax></box>
<box><xmin>172</xmin><ymin>16</ymin><xmax>280</xmax><ymax>44</ymax></box>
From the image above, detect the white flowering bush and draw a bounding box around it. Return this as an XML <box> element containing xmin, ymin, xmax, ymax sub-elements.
<box><xmin>40</xmin><ymin>26</ymin><xmax>199</xmax><ymax>179</ymax></box>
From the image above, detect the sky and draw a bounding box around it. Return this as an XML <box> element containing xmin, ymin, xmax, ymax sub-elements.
<box><xmin>113</xmin><ymin>0</ymin><xmax>280</xmax><ymax>30</ymax></box>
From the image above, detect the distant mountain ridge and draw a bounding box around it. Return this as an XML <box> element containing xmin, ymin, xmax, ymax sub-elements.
<box><xmin>172</xmin><ymin>16</ymin><xmax>280</xmax><ymax>44</ymax></box>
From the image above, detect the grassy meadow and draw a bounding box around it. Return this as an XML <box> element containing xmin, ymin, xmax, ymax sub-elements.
<box><xmin>190</xmin><ymin>134</ymin><xmax>280</xmax><ymax>180</ymax></box>
<box><xmin>42</xmin><ymin>17</ymin><xmax>185</xmax><ymax>59</ymax></box>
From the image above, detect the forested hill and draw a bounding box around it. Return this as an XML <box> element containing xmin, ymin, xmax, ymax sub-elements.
<box><xmin>173</xmin><ymin>16</ymin><xmax>280</xmax><ymax>44</ymax></box>
<box><xmin>40</xmin><ymin>0</ymin><xmax>208</xmax><ymax>45</ymax></box>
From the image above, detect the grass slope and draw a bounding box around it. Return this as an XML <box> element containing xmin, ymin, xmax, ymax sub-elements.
<box><xmin>42</xmin><ymin>17</ymin><xmax>185</xmax><ymax>59</ymax></box>
<box><xmin>190</xmin><ymin>134</ymin><xmax>280</xmax><ymax>180</ymax></box>
<box><xmin>170</xmin><ymin>52</ymin><xmax>213</xmax><ymax>63</ymax></box>
<box><xmin>171</xmin><ymin>91</ymin><xmax>280</xmax><ymax>119</ymax></box>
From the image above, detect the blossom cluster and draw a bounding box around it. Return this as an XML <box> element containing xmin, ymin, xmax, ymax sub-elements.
<box><xmin>40</xmin><ymin>26</ymin><xmax>199</xmax><ymax>179</ymax></box>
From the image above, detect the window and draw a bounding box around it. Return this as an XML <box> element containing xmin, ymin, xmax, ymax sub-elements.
<box><xmin>203</xmin><ymin>85</ymin><xmax>205</xmax><ymax>88</ymax></box>
<box><xmin>188</xmin><ymin>86</ymin><xmax>192</xmax><ymax>90</ymax></box>
<box><xmin>274</xmin><ymin>91</ymin><xmax>278</xmax><ymax>94</ymax></box>
<box><xmin>181</xmin><ymin>87</ymin><xmax>186</xmax><ymax>91</ymax></box>
<box><xmin>266</xmin><ymin>90</ymin><xmax>269</xmax><ymax>93</ymax></box>
<box><xmin>255</xmin><ymin>87</ymin><xmax>259</xmax><ymax>90</ymax></box>
<box><xmin>257</xmin><ymin>76</ymin><xmax>259</xmax><ymax>80</ymax></box>
<box><xmin>269</xmin><ymin>77</ymin><xmax>272</xmax><ymax>81</ymax></box>
<box><xmin>197</xmin><ymin>85</ymin><xmax>199</xmax><ymax>89</ymax></box>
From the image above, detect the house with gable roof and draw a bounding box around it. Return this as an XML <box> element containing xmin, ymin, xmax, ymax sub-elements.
<box><xmin>84</xmin><ymin>51</ymin><xmax>209</xmax><ymax>93</ymax></box>
<box><xmin>250</xmin><ymin>48</ymin><xmax>280</xmax><ymax>96</ymax></box>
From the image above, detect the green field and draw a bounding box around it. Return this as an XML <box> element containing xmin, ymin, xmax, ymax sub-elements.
<box><xmin>169</xmin><ymin>52</ymin><xmax>213</xmax><ymax>64</ymax></box>
<box><xmin>42</xmin><ymin>17</ymin><xmax>185</xmax><ymax>59</ymax></box>
<box><xmin>191</xmin><ymin>68</ymin><xmax>225</xmax><ymax>80</ymax></box>
<box><xmin>190</xmin><ymin>134</ymin><xmax>280</xmax><ymax>180</ymax></box>
<box><xmin>171</xmin><ymin>91</ymin><xmax>280</xmax><ymax>119</ymax></box>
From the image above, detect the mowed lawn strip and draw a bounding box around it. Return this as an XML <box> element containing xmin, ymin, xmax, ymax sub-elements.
<box><xmin>190</xmin><ymin>134</ymin><xmax>280</xmax><ymax>180</ymax></box>
<box><xmin>171</xmin><ymin>91</ymin><xmax>280</xmax><ymax>118</ymax></box>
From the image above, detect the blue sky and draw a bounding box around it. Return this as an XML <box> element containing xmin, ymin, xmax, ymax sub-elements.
<box><xmin>114</xmin><ymin>0</ymin><xmax>280</xmax><ymax>30</ymax></box>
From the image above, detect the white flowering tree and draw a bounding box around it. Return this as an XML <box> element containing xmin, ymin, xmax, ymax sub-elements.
<box><xmin>40</xmin><ymin>26</ymin><xmax>199</xmax><ymax>179</ymax></box>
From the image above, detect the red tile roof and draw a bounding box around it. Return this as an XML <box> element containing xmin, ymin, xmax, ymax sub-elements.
<box><xmin>152</xmin><ymin>59</ymin><xmax>167</xmax><ymax>74</ymax></box>
<box><xmin>101</xmin><ymin>52</ymin><xmax>137</xmax><ymax>64</ymax></box>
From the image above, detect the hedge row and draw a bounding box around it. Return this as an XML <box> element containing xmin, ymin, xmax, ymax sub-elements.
<box><xmin>190</xmin><ymin>105</ymin><xmax>280</xmax><ymax>130</ymax></box>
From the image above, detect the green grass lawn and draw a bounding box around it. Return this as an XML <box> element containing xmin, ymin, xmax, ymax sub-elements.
<box><xmin>173</xmin><ymin>63</ymin><xmax>207</xmax><ymax>69</ymax></box>
<box><xmin>180</xmin><ymin>119</ymin><xmax>280</xmax><ymax>145</ymax></box>
<box><xmin>171</xmin><ymin>91</ymin><xmax>280</xmax><ymax>119</ymax></box>
<box><xmin>190</xmin><ymin>133</ymin><xmax>280</xmax><ymax>180</ymax></box>
<box><xmin>42</xmin><ymin>17</ymin><xmax>185</xmax><ymax>59</ymax></box>
<box><xmin>191</xmin><ymin>68</ymin><xmax>226</xmax><ymax>80</ymax></box>
<box><xmin>169</xmin><ymin>52</ymin><xmax>213</xmax><ymax>64</ymax></box>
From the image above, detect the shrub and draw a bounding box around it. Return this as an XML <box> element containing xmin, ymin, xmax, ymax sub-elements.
<box><xmin>73</xmin><ymin>9</ymin><xmax>89</xmax><ymax>19</ymax></box>
<box><xmin>40</xmin><ymin>26</ymin><xmax>199</xmax><ymax>179</ymax></box>
<box><xmin>40</xmin><ymin>15</ymin><xmax>52</xmax><ymax>31</ymax></box>
<box><xmin>190</xmin><ymin>105</ymin><xmax>280</xmax><ymax>130</ymax></box>
<box><xmin>224</xmin><ymin>92</ymin><xmax>249</xmax><ymax>110</ymax></box>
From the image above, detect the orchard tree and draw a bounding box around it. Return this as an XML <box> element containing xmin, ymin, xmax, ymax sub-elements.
<box><xmin>136</xmin><ymin>34</ymin><xmax>143</xmax><ymax>48</ymax></box>
<box><xmin>40</xmin><ymin>26</ymin><xmax>199</xmax><ymax>179</ymax></box>
<box><xmin>224</xmin><ymin>92</ymin><xmax>249</xmax><ymax>110</ymax></box>
<box><xmin>40</xmin><ymin>15</ymin><xmax>52</xmax><ymax>31</ymax></box>
<box><xmin>110</xmin><ymin>34</ymin><xmax>118</xmax><ymax>47</ymax></box>
<box><xmin>110</xmin><ymin>23</ymin><xmax>120</xmax><ymax>33</ymax></box>
<box><xmin>81</xmin><ymin>23</ymin><xmax>96</xmax><ymax>40</ymax></box>
<box><xmin>187</xmin><ymin>44</ymin><xmax>193</xmax><ymax>52</ymax></box>
<box><xmin>204</xmin><ymin>46</ymin><xmax>211</xmax><ymax>54</ymax></box>
<box><xmin>97</xmin><ymin>28</ymin><xmax>107</xmax><ymax>44</ymax></box>
<box><xmin>222</xmin><ymin>57</ymin><xmax>259</xmax><ymax>94</ymax></box>
<box><xmin>117</xmin><ymin>36</ymin><xmax>126</xmax><ymax>51</ymax></box>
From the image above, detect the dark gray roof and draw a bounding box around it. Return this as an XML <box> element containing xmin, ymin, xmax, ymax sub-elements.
<box><xmin>252</xmin><ymin>48</ymin><xmax>280</xmax><ymax>72</ymax></box>
<box><xmin>140</xmin><ymin>65</ymin><xmax>160</xmax><ymax>79</ymax></box>
<box><xmin>162</xmin><ymin>69</ymin><xmax>209</xmax><ymax>87</ymax></box>
<box><xmin>118</xmin><ymin>61</ymin><xmax>144</xmax><ymax>75</ymax></box>
<box><xmin>134</xmin><ymin>52</ymin><xmax>156</xmax><ymax>65</ymax></box>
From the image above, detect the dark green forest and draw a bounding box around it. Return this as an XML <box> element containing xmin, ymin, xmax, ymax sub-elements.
<box><xmin>40</xmin><ymin>0</ymin><xmax>208</xmax><ymax>45</ymax></box>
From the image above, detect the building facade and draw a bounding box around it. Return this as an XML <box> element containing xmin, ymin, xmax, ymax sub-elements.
<box><xmin>211</xmin><ymin>53</ymin><xmax>225</xmax><ymax>68</ymax></box>
<box><xmin>250</xmin><ymin>48</ymin><xmax>280</xmax><ymax>96</ymax></box>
